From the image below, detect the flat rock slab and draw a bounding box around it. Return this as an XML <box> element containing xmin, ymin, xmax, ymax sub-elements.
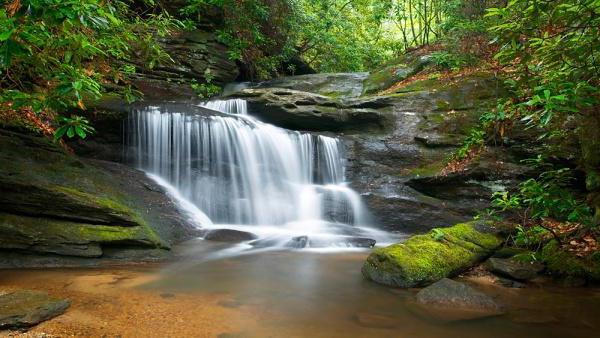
<box><xmin>414</xmin><ymin>278</ymin><xmax>503</xmax><ymax>321</ymax></box>
<box><xmin>0</xmin><ymin>290</ymin><xmax>70</xmax><ymax>329</ymax></box>
<box><xmin>486</xmin><ymin>257</ymin><xmax>544</xmax><ymax>281</ymax></box>
<box><xmin>204</xmin><ymin>229</ymin><xmax>258</xmax><ymax>242</ymax></box>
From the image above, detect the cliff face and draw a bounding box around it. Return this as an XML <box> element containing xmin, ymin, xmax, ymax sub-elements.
<box><xmin>0</xmin><ymin>128</ymin><xmax>198</xmax><ymax>268</ymax></box>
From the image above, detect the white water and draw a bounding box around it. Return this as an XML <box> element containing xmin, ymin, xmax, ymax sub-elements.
<box><xmin>127</xmin><ymin>99</ymin><xmax>390</xmax><ymax>250</ymax></box>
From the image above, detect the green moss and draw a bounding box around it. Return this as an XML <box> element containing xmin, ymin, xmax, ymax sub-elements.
<box><xmin>405</xmin><ymin>161</ymin><xmax>446</xmax><ymax>177</ymax></box>
<box><xmin>0</xmin><ymin>212</ymin><xmax>168</xmax><ymax>256</ymax></box>
<box><xmin>362</xmin><ymin>221</ymin><xmax>502</xmax><ymax>287</ymax></box>
<box><xmin>540</xmin><ymin>240</ymin><xmax>600</xmax><ymax>281</ymax></box>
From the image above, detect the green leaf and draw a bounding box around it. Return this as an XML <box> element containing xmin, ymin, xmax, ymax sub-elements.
<box><xmin>0</xmin><ymin>29</ymin><xmax>13</xmax><ymax>42</ymax></box>
<box><xmin>54</xmin><ymin>126</ymin><xmax>69</xmax><ymax>140</ymax></box>
<box><xmin>75</xmin><ymin>126</ymin><xmax>87</xmax><ymax>139</ymax></box>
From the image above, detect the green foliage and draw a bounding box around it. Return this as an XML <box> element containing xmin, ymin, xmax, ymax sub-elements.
<box><xmin>430</xmin><ymin>51</ymin><xmax>469</xmax><ymax>71</ymax></box>
<box><xmin>454</xmin><ymin>128</ymin><xmax>485</xmax><ymax>160</ymax></box>
<box><xmin>53</xmin><ymin>115</ymin><xmax>95</xmax><ymax>141</ymax></box>
<box><xmin>512</xmin><ymin>225</ymin><xmax>548</xmax><ymax>248</ymax></box>
<box><xmin>0</xmin><ymin>0</ymin><xmax>182</xmax><ymax>132</ymax></box>
<box><xmin>486</xmin><ymin>0</ymin><xmax>600</xmax><ymax>132</ymax></box>
<box><xmin>491</xmin><ymin>166</ymin><xmax>593</xmax><ymax>224</ymax></box>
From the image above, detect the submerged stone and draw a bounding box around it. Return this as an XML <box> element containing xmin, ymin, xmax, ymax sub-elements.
<box><xmin>0</xmin><ymin>290</ymin><xmax>70</xmax><ymax>329</ymax></box>
<box><xmin>362</xmin><ymin>221</ymin><xmax>502</xmax><ymax>288</ymax></box>
<box><xmin>414</xmin><ymin>278</ymin><xmax>503</xmax><ymax>321</ymax></box>
<box><xmin>286</xmin><ymin>236</ymin><xmax>309</xmax><ymax>248</ymax></box>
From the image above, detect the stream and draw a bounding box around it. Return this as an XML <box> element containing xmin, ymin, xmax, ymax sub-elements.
<box><xmin>3</xmin><ymin>246</ymin><xmax>600</xmax><ymax>337</ymax></box>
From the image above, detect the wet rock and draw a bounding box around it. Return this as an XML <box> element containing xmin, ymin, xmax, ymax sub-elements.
<box><xmin>204</xmin><ymin>229</ymin><xmax>258</xmax><ymax>242</ymax></box>
<box><xmin>414</xmin><ymin>278</ymin><xmax>504</xmax><ymax>321</ymax></box>
<box><xmin>0</xmin><ymin>129</ymin><xmax>198</xmax><ymax>265</ymax></box>
<box><xmin>495</xmin><ymin>277</ymin><xmax>526</xmax><ymax>288</ymax></box>
<box><xmin>362</xmin><ymin>222</ymin><xmax>502</xmax><ymax>288</ymax></box>
<box><xmin>254</xmin><ymin>73</ymin><xmax>369</xmax><ymax>98</ymax></box>
<box><xmin>486</xmin><ymin>258</ymin><xmax>544</xmax><ymax>281</ymax></box>
<box><xmin>229</xmin><ymin>88</ymin><xmax>394</xmax><ymax>132</ymax></box>
<box><xmin>345</xmin><ymin>237</ymin><xmax>376</xmax><ymax>248</ymax></box>
<box><xmin>355</xmin><ymin>312</ymin><xmax>398</xmax><ymax>329</ymax></box>
<box><xmin>286</xmin><ymin>236</ymin><xmax>308</xmax><ymax>248</ymax></box>
<box><xmin>0</xmin><ymin>290</ymin><xmax>70</xmax><ymax>329</ymax></box>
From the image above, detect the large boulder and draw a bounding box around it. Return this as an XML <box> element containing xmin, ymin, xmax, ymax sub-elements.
<box><xmin>0</xmin><ymin>290</ymin><xmax>70</xmax><ymax>329</ymax></box>
<box><xmin>362</xmin><ymin>222</ymin><xmax>502</xmax><ymax>287</ymax></box>
<box><xmin>0</xmin><ymin>129</ymin><xmax>197</xmax><ymax>266</ymax></box>
<box><xmin>414</xmin><ymin>278</ymin><xmax>504</xmax><ymax>321</ymax></box>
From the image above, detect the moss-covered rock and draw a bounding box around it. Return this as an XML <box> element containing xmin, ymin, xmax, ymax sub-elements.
<box><xmin>362</xmin><ymin>54</ymin><xmax>432</xmax><ymax>95</ymax></box>
<box><xmin>540</xmin><ymin>240</ymin><xmax>600</xmax><ymax>282</ymax></box>
<box><xmin>0</xmin><ymin>213</ymin><xmax>167</xmax><ymax>257</ymax></box>
<box><xmin>362</xmin><ymin>221</ymin><xmax>502</xmax><ymax>287</ymax></box>
<box><xmin>0</xmin><ymin>290</ymin><xmax>70</xmax><ymax>329</ymax></box>
<box><xmin>0</xmin><ymin>128</ymin><xmax>197</xmax><ymax>263</ymax></box>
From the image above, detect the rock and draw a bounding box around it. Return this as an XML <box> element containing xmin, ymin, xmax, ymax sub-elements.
<box><xmin>345</xmin><ymin>237</ymin><xmax>376</xmax><ymax>248</ymax></box>
<box><xmin>354</xmin><ymin>312</ymin><xmax>398</xmax><ymax>329</ymax></box>
<box><xmin>414</xmin><ymin>278</ymin><xmax>504</xmax><ymax>321</ymax></box>
<box><xmin>287</xmin><ymin>236</ymin><xmax>376</xmax><ymax>248</ymax></box>
<box><xmin>0</xmin><ymin>290</ymin><xmax>70</xmax><ymax>329</ymax></box>
<box><xmin>540</xmin><ymin>240</ymin><xmax>600</xmax><ymax>283</ymax></box>
<box><xmin>362</xmin><ymin>221</ymin><xmax>502</xmax><ymax>288</ymax></box>
<box><xmin>204</xmin><ymin>229</ymin><xmax>258</xmax><ymax>242</ymax></box>
<box><xmin>286</xmin><ymin>236</ymin><xmax>308</xmax><ymax>248</ymax></box>
<box><xmin>229</xmin><ymin>88</ymin><xmax>394</xmax><ymax>132</ymax></box>
<box><xmin>0</xmin><ymin>213</ymin><xmax>167</xmax><ymax>258</ymax></box>
<box><xmin>486</xmin><ymin>257</ymin><xmax>544</xmax><ymax>281</ymax></box>
<box><xmin>0</xmin><ymin>129</ymin><xmax>197</xmax><ymax>266</ymax></box>
<box><xmin>492</xmin><ymin>247</ymin><xmax>529</xmax><ymax>259</ymax></box>
<box><xmin>362</xmin><ymin>54</ymin><xmax>433</xmax><ymax>94</ymax></box>
<box><xmin>129</xmin><ymin>29</ymin><xmax>239</xmax><ymax>99</ymax></box>
<box><xmin>495</xmin><ymin>277</ymin><xmax>526</xmax><ymax>288</ymax></box>
<box><xmin>254</xmin><ymin>73</ymin><xmax>369</xmax><ymax>98</ymax></box>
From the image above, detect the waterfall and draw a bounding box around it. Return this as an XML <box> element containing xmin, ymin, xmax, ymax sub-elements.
<box><xmin>126</xmin><ymin>99</ymin><xmax>381</xmax><ymax>248</ymax></box>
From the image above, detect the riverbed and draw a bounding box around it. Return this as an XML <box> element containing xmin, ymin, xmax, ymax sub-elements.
<box><xmin>2</xmin><ymin>241</ymin><xmax>600</xmax><ymax>337</ymax></box>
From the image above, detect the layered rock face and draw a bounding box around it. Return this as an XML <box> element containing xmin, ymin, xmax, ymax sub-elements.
<box><xmin>0</xmin><ymin>129</ymin><xmax>198</xmax><ymax>267</ymax></box>
<box><xmin>129</xmin><ymin>30</ymin><xmax>239</xmax><ymax>99</ymax></box>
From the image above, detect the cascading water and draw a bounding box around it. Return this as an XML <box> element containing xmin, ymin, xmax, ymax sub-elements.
<box><xmin>127</xmin><ymin>99</ymin><xmax>389</xmax><ymax>250</ymax></box>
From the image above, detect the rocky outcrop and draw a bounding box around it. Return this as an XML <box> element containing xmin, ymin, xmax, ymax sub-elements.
<box><xmin>0</xmin><ymin>290</ymin><xmax>70</xmax><ymax>330</ymax></box>
<box><xmin>362</xmin><ymin>54</ymin><xmax>432</xmax><ymax>95</ymax></box>
<box><xmin>129</xmin><ymin>30</ymin><xmax>239</xmax><ymax>99</ymax></box>
<box><xmin>0</xmin><ymin>129</ymin><xmax>198</xmax><ymax>266</ymax></box>
<box><xmin>253</xmin><ymin>72</ymin><xmax>369</xmax><ymax>98</ymax></box>
<box><xmin>414</xmin><ymin>278</ymin><xmax>504</xmax><ymax>321</ymax></box>
<box><xmin>345</xmin><ymin>73</ymin><xmax>511</xmax><ymax>231</ymax></box>
<box><xmin>229</xmin><ymin>88</ymin><xmax>395</xmax><ymax>132</ymax></box>
<box><xmin>362</xmin><ymin>222</ymin><xmax>502</xmax><ymax>287</ymax></box>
